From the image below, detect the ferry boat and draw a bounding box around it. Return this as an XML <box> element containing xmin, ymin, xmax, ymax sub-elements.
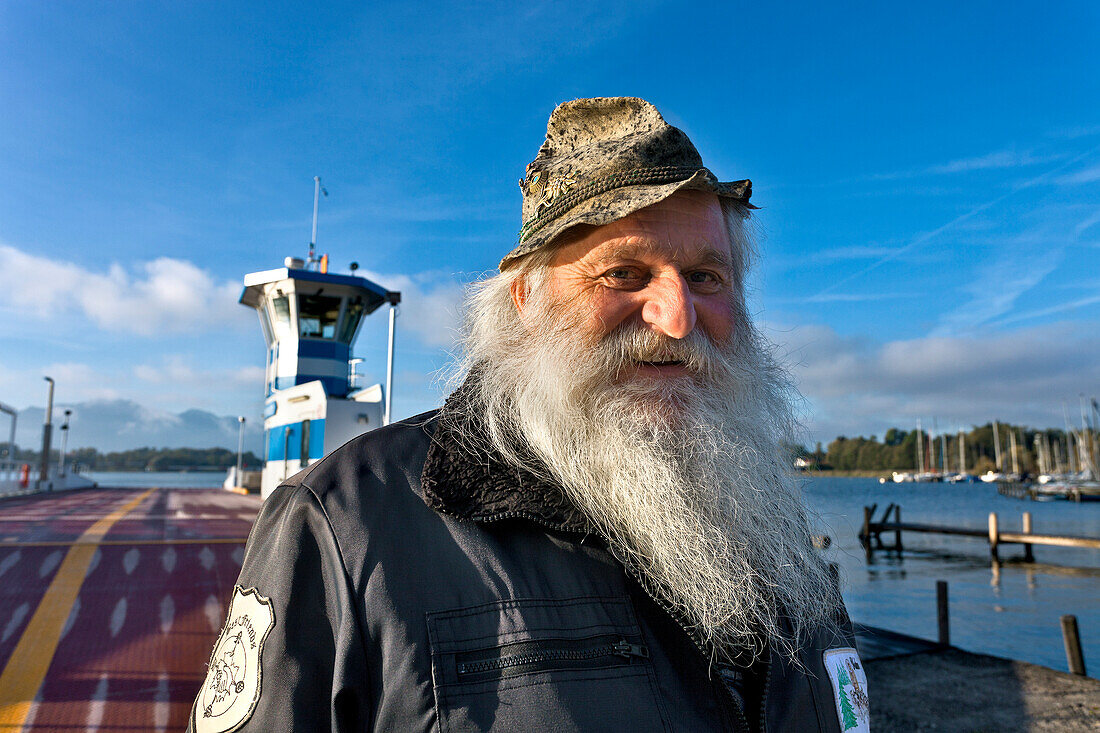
<box><xmin>230</xmin><ymin>177</ymin><xmax>401</xmax><ymax>498</ymax></box>
<box><xmin>238</xmin><ymin>250</ymin><xmax>399</xmax><ymax>497</ymax></box>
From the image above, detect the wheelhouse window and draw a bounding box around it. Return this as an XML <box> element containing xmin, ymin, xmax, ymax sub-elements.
<box><xmin>338</xmin><ymin>298</ymin><xmax>365</xmax><ymax>343</ymax></box>
<box><xmin>271</xmin><ymin>296</ymin><xmax>292</xmax><ymax>333</ymax></box>
<box><xmin>257</xmin><ymin>305</ymin><xmax>274</xmax><ymax>345</ymax></box>
<box><xmin>299</xmin><ymin>293</ymin><xmax>342</xmax><ymax>339</ymax></box>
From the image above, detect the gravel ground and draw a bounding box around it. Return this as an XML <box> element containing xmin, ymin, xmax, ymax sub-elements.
<box><xmin>866</xmin><ymin>648</ymin><xmax>1100</xmax><ymax>732</ymax></box>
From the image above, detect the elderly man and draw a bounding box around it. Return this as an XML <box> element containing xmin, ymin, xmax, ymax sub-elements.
<box><xmin>190</xmin><ymin>97</ymin><xmax>868</xmax><ymax>733</ymax></box>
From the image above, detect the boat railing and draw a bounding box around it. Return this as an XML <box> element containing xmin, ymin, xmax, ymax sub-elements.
<box><xmin>0</xmin><ymin>460</ymin><xmax>94</xmax><ymax>497</ymax></box>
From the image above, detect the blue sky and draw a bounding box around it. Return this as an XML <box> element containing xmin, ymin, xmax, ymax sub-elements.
<box><xmin>2</xmin><ymin>1</ymin><xmax>1098</xmax><ymax>449</ymax></box>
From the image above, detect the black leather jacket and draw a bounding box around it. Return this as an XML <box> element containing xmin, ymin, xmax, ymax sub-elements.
<box><xmin>189</xmin><ymin>407</ymin><xmax>860</xmax><ymax>732</ymax></box>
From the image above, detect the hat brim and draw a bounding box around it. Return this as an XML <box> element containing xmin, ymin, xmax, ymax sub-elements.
<box><xmin>501</xmin><ymin>170</ymin><xmax>752</xmax><ymax>269</ymax></box>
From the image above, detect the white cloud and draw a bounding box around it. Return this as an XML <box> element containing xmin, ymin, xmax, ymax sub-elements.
<box><xmin>0</xmin><ymin>243</ymin><xmax>250</xmax><ymax>335</ymax></box>
<box><xmin>774</xmin><ymin>322</ymin><xmax>1100</xmax><ymax>443</ymax></box>
<box><xmin>358</xmin><ymin>269</ymin><xmax>467</xmax><ymax>348</ymax></box>
<box><xmin>132</xmin><ymin>355</ymin><xmax>263</xmax><ymax>388</ymax></box>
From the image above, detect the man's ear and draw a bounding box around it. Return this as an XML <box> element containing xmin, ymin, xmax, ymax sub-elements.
<box><xmin>510</xmin><ymin>275</ymin><xmax>529</xmax><ymax>316</ymax></box>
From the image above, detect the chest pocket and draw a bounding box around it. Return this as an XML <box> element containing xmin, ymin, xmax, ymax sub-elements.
<box><xmin>427</xmin><ymin>596</ymin><xmax>672</xmax><ymax>733</ymax></box>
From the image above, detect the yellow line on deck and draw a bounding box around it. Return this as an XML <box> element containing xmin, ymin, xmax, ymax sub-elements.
<box><xmin>0</xmin><ymin>488</ymin><xmax>156</xmax><ymax>729</ymax></box>
<box><xmin>0</xmin><ymin>538</ymin><xmax>247</xmax><ymax>547</ymax></box>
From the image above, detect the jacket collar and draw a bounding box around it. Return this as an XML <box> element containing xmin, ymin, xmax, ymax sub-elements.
<box><xmin>421</xmin><ymin>383</ymin><xmax>593</xmax><ymax>534</ymax></box>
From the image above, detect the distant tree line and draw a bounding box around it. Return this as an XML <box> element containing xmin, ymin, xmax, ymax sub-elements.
<box><xmin>2</xmin><ymin>445</ymin><xmax>262</xmax><ymax>472</ymax></box>
<box><xmin>811</xmin><ymin>423</ymin><xmax>1095</xmax><ymax>474</ymax></box>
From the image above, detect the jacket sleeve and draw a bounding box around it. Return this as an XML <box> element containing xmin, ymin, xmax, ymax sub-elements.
<box><xmin>188</xmin><ymin>483</ymin><xmax>371</xmax><ymax>732</ymax></box>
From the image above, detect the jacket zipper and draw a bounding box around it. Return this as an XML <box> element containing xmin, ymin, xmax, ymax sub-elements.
<box><xmin>456</xmin><ymin>635</ymin><xmax>649</xmax><ymax>680</ymax></box>
<box><xmin>478</xmin><ymin>510</ymin><xmax>766</xmax><ymax>732</ymax></box>
<box><xmin>758</xmin><ymin>650</ymin><xmax>772</xmax><ymax>733</ymax></box>
<box><xmin>622</xmin><ymin>569</ymin><xmax>754</xmax><ymax>733</ymax></box>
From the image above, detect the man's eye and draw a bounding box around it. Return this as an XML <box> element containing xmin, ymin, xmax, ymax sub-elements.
<box><xmin>605</xmin><ymin>268</ymin><xmax>637</xmax><ymax>280</ymax></box>
<box><xmin>687</xmin><ymin>271</ymin><xmax>718</xmax><ymax>284</ymax></box>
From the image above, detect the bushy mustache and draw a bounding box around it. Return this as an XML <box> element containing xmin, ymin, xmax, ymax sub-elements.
<box><xmin>597</xmin><ymin>325</ymin><xmax>723</xmax><ymax>379</ymax></box>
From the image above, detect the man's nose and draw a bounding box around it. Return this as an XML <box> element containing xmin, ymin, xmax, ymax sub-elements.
<box><xmin>640</xmin><ymin>273</ymin><xmax>697</xmax><ymax>339</ymax></box>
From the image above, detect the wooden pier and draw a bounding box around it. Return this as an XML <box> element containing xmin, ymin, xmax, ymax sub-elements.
<box><xmin>859</xmin><ymin>503</ymin><xmax>1100</xmax><ymax>561</ymax></box>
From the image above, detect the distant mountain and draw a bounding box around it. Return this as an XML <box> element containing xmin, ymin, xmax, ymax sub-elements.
<box><xmin>12</xmin><ymin>399</ymin><xmax>264</xmax><ymax>453</ymax></box>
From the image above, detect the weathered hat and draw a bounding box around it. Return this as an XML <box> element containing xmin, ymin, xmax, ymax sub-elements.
<box><xmin>502</xmin><ymin>96</ymin><xmax>753</xmax><ymax>269</ymax></box>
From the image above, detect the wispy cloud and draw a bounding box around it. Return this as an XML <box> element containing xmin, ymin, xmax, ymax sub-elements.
<box><xmin>932</xmin><ymin>245</ymin><xmax>1063</xmax><ymax>336</ymax></box>
<box><xmin>779</xmin><ymin>292</ymin><xmax>918</xmax><ymax>304</ymax></box>
<box><xmin>812</xmin><ymin>245</ymin><xmax>899</xmax><ymax>262</ymax></box>
<box><xmin>926</xmin><ymin>150</ymin><xmax>1059</xmax><ymax>175</ymax></box>
<box><xmin>988</xmin><ymin>293</ymin><xmax>1100</xmax><ymax>328</ymax></box>
<box><xmin>1075</xmin><ymin>208</ymin><xmax>1100</xmax><ymax>236</ymax></box>
<box><xmin>869</xmin><ymin>148</ymin><xmax>1061</xmax><ymax>181</ymax></box>
<box><xmin>1056</xmin><ymin>164</ymin><xmax>1100</xmax><ymax>186</ymax></box>
<box><xmin>811</xmin><ymin>143</ymin><xmax>1100</xmax><ymax>300</ymax></box>
<box><xmin>0</xmin><ymin>243</ymin><xmax>249</xmax><ymax>336</ymax></box>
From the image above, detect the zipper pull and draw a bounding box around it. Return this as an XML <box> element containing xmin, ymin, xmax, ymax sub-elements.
<box><xmin>613</xmin><ymin>640</ymin><xmax>650</xmax><ymax>659</ymax></box>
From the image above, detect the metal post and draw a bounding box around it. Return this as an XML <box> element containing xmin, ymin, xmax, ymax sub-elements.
<box><xmin>988</xmin><ymin>512</ymin><xmax>999</xmax><ymax>562</ymax></box>
<box><xmin>384</xmin><ymin>292</ymin><xmax>401</xmax><ymax>426</ymax></box>
<box><xmin>1060</xmin><ymin>615</ymin><xmax>1086</xmax><ymax>676</ymax></box>
<box><xmin>39</xmin><ymin>377</ymin><xmax>54</xmax><ymax>488</ymax></box>
<box><xmin>1022</xmin><ymin>511</ymin><xmax>1034</xmax><ymax>563</ymax></box>
<box><xmin>309</xmin><ymin>176</ymin><xmax>321</xmax><ymax>265</ymax></box>
<box><xmin>0</xmin><ymin>401</ymin><xmax>16</xmax><ymax>462</ymax></box>
<box><xmin>936</xmin><ymin>580</ymin><xmax>950</xmax><ymax>646</ymax></box>
<box><xmin>236</xmin><ymin>416</ymin><xmax>246</xmax><ymax>488</ymax></box>
<box><xmin>58</xmin><ymin>410</ymin><xmax>71</xmax><ymax>478</ymax></box>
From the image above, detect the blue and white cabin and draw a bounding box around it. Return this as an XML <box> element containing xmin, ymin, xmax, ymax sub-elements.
<box><xmin>241</xmin><ymin>256</ymin><xmax>395</xmax><ymax>497</ymax></box>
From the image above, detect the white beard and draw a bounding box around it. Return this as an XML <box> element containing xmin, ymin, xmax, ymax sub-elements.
<box><xmin>449</xmin><ymin>270</ymin><xmax>843</xmax><ymax>661</ymax></box>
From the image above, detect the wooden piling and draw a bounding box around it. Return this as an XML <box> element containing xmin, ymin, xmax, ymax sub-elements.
<box><xmin>1022</xmin><ymin>511</ymin><xmax>1034</xmax><ymax>563</ymax></box>
<box><xmin>936</xmin><ymin>580</ymin><xmax>950</xmax><ymax>647</ymax></box>
<box><xmin>988</xmin><ymin>512</ymin><xmax>999</xmax><ymax>562</ymax></box>
<box><xmin>1060</xmin><ymin>615</ymin><xmax>1087</xmax><ymax>676</ymax></box>
<box><xmin>894</xmin><ymin>505</ymin><xmax>903</xmax><ymax>554</ymax></box>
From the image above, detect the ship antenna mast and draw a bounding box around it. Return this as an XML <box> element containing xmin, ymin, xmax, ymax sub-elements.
<box><xmin>309</xmin><ymin>175</ymin><xmax>328</xmax><ymax>268</ymax></box>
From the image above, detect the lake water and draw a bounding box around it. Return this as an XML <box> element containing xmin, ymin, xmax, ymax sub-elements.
<box><xmin>802</xmin><ymin>475</ymin><xmax>1100</xmax><ymax>677</ymax></box>
<box><xmin>87</xmin><ymin>470</ymin><xmax>227</xmax><ymax>488</ymax></box>
<box><xmin>86</xmin><ymin>471</ymin><xmax>1099</xmax><ymax>676</ymax></box>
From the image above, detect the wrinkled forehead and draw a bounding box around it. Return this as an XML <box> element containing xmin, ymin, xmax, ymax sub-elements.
<box><xmin>548</xmin><ymin>190</ymin><xmax>732</xmax><ymax>268</ymax></box>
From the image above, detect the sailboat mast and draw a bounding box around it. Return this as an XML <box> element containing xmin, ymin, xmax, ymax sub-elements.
<box><xmin>992</xmin><ymin>421</ymin><xmax>1002</xmax><ymax>472</ymax></box>
<box><xmin>916</xmin><ymin>420</ymin><xmax>924</xmax><ymax>474</ymax></box>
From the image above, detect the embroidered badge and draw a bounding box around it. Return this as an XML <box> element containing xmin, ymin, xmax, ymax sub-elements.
<box><xmin>195</xmin><ymin>586</ymin><xmax>275</xmax><ymax>733</ymax></box>
<box><xmin>824</xmin><ymin>647</ymin><xmax>869</xmax><ymax>732</ymax></box>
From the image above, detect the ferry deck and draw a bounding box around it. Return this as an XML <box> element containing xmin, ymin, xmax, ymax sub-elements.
<box><xmin>0</xmin><ymin>486</ymin><xmax>259</xmax><ymax>731</ymax></box>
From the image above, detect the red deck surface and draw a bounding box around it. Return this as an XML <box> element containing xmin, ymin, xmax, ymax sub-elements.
<box><xmin>0</xmin><ymin>487</ymin><xmax>260</xmax><ymax>731</ymax></box>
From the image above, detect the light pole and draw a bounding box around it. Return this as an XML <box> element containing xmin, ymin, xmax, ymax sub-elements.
<box><xmin>39</xmin><ymin>377</ymin><xmax>55</xmax><ymax>488</ymax></box>
<box><xmin>236</xmin><ymin>416</ymin><xmax>246</xmax><ymax>488</ymax></box>
<box><xmin>58</xmin><ymin>409</ymin><xmax>72</xmax><ymax>477</ymax></box>
<box><xmin>384</xmin><ymin>291</ymin><xmax>401</xmax><ymax>426</ymax></box>
<box><xmin>0</xmin><ymin>401</ymin><xmax>15</xmax><ymax>464</ymax></box>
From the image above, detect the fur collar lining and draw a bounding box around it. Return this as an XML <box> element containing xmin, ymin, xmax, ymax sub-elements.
<box><xmin>421</xmin><ymin>384</ymin><xmax>592</xmax><ymax>533</ymax></box>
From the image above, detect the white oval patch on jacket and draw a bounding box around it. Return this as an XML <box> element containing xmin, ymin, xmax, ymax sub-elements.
<box><xmin>195</xmin><ymin>586</ymin><xmax>276</xmax><ymax>733</ymax></box>
<box><xmin>824</xmin><ymin>647</ymin><xmax>870</xmax><ymax>732</ymax></box>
